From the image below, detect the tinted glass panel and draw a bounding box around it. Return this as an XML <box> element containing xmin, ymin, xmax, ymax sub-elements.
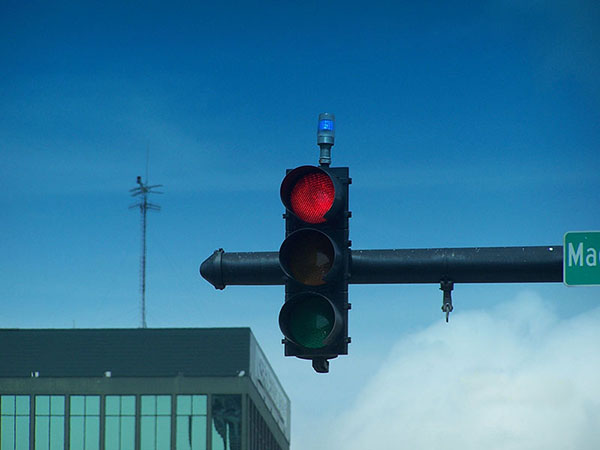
<box><xmin>71</xmin><ymin>397</ymin><xmax>85</xmax><ymax>415</ymax></box>
<box><xmin>141</xmin><ymin>396</ymin><xmax>155</xmax><ymax>416</ymax></box>
<box><xmin>1</xmin><ymin>416</ymin><xmax>15</xmax><ymax>449</ymax></box>
<box><xmin>1</xmin><ymin>395</ymin><xmax>30</xmax><ymax>450</ymax></box>
<box><xmin>70</xmin><ymin>396</ymin><xmax>100</xmax><ymax>450</ymax></box>
<box><xmin>176</xmin><ymin>395</ymin><xmax>207</xmax><ymax>450</ymax></box>
<box><xmin>16</xmin><ymin>396</ymin><xmax>29</xmax><ymax>415</ymax></box>
<box><xmin>35</xmin><ymin>416</ymin><xmax>49</xmax><ymax>449</ymax></box>
<box><xmin>177</xmin><ymin>396</ymin><xmax>191</xmax><ymax>415</ymax></box>
<box><xmin>121</xmin><ymin>397</ymin><xmax>135</xmax><ymax>416</ymax></box>
<box><xmin>211</xmin><ymin>395</ymin><xmax>241</xmax><ymax>450</ymax></box>
<box><xmin>141</xmin><ymin>417</ymin><xmax>156</xmax><ymax>449</ymax></box>
<box><xmin>85</xmin><ymin>417</ymin><xmax>100</xmax><ymax>450</ymax></box>
<box><xmin>49</xmin><ymin>416</ymin><xmax>64</xmax><ymax>450</ymax></box>
<box><xmin>50</xmin><ymin>397</ymin><xmax>64</xmax><ymax>415</ymax></box>
<box><xmin>105</xmin><ymin>397</ymin><xmax>120</xmax><ymax>415</ymax></box>
<box><xmin>121</xmin><ymin>416</ymin><xmax>135</xmax><ymax>450</ymax></box>
<box><xmin>156</xmin><ymin>416</ymin><xmax>171</xmax><ymax>450</ymax></box>
<box><xmin>36</xmin><ymin>396</ymin><xmax>50</xmax><ymax>415</ymax></box>
<box><xmin>141</xmin><ymin>396</ymin><xmax>171</xmax><ymax>450</ymax></box>
<box><xmin>156</xmin><ymin>396</ymin><xmax>171</xmax><ymax>415</ymax></box>
<box><xmin>35</xmin><ymin>396</ymin><xmax>64</xmax><ymax>450</ymax></box>
<box><xmin>176</xmin><ymin>416</ymin><xmax>207</xmax><ymax>450</ymax></box>
<box><xmin>104</xmin><ymin>417</ymin><xmax>119</xmax><ymax>449</ymax></box>
<box><xmin>71</xmin><ymin>416</ymin><xmax>84</xmax><ymax>448</ymax></box>
<box><xmin>192</xmin><ymin>396</ymin><xmax>206</xmax><ymax>416</ymax></box>
<box><xmin>16</xmin><ymin>416</ymin><xmax>30</xmax><ymax>450</ymax></box>
<box><xmin>85</xmin><ymin>397</ymin><xmax>100</xmax><ymax>416</ymax></box>
<box><xmin>1</xmin><ymin>395</ymin><xmax>15</xmax><ymax>414</ymax></box>
<box><xmin>105</xmin><ymin>396</ymin><xmax>136</xmax><ymax>450</ymax></box>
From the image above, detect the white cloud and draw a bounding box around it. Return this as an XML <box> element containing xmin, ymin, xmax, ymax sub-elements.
<box><xmin>325</xmin><ymin>292</ymin><xmax>600</xmax><ymax>449</ymax></box>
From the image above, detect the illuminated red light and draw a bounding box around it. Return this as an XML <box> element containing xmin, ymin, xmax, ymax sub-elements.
<box><xmin>290</xmin><ymin>173</ymin><xmax>335</xmax><ymax>224</ymax></box>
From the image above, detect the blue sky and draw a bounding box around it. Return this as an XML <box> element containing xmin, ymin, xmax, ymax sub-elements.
<box><xmin>1</xmin><ymin>1</ymin><xmax>599</xmax><ymax>448</ymax></box>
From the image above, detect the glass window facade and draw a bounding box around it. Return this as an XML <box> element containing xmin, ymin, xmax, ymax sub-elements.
<box><xmin>211</xmin><ymin>395</ymin><xmax>241</xmax><ymax>450</ymax></box>
<box><xmin>140</xmin><ymin>395</ymin><xmax>171</xmax><ymax>450</ymax></box>
<box><xmin>248</xmin><ymin>399</ymin><xmax>282</xmax><ymax>450</ymax></box>
<box><xmin>105</xmin><ymin>395</ymin><xmax>136</xmax><ymax>450</ymax></box>
<box><xmin>35</xmin><ymin>395</ymin><xmax>65</xmax><ymax>450</ymax></box>
<box><xmin>176</xmin><ymin>395</ymin><xmax>207</xmax><ymax>450</ymax></box>
<box><xmin>0</xmin><ymin>392</ymin><xmax>286</xmax><ymax>450</ymax></box>
<box><xmin>0</xmin><ymin>395</ymin><xmax>30</xmax><ymax>450</ymax></box>
<box><xmin>70</xmin><ymin>395</ymin><xmax>100</xmax><ymax>450</ymax></box>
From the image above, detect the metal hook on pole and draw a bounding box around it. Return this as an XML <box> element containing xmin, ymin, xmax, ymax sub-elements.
<box><xmin>440</xmin><ymin>280</ymin><xmax>454</xmax><ymax>323</ymax></box>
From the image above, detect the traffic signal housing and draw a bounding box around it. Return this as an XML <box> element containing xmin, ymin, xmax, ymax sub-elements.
<box><xmin>199</xmin><ymin>113</ymin><xmax>566</xmax><ymax>375</ymax></box>
<box><xmin>278</xmin><ymin>165</ymin><xmax>351</xmax><ymax>373</ymax></box>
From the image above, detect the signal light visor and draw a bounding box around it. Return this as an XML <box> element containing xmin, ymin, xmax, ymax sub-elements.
<box><xmin>279</xmin><ymin>292</ymin><xmax>342</xmax><ymax>349</ymax></box>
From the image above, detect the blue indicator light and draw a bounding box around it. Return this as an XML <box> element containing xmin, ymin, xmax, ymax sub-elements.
<box><xmin>318</xmin><ymin>119</ymin><xmax>334</xmax><ymax>131</ymax></box>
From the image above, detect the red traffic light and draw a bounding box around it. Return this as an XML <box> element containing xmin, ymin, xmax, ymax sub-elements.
<box><xmin>290</xmin><ymin>172</ymin><xmax>333</xmax><ymax>224</ymax></box>
<box><xmin>281</xmin><ymin>166</ymin><xmax>341</xmax><ymax>224</ymax></box>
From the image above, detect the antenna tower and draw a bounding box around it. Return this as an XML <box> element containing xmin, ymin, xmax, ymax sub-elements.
<box><xmin>129</xmin><ymin>159</ymin><xmax>163</xmax><ymax>328</ymax></box>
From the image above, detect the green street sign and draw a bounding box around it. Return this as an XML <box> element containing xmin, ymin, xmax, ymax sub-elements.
<box><xmin>564</xmin><ymin>231</ymin><xmax>600</xmax><ymax>286</ymax></box>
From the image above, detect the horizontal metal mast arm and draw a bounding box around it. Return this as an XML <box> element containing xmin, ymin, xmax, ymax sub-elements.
<box><xmin>350</xmin><ymin>246</ymin><xmax>562</xmax><ymax>284</ymax></box>
<box><xmin>200</xmin><ymin>249</ymin><xmax>282</xmax><ymax>289</ymax></box>
<box><xmin>200</xmin><ymin>246</ymin><xmax>563</xmax><ymax>289</ymax></box>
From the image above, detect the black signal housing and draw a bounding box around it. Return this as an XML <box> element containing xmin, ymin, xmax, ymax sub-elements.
<box><xmin>278</xmin><ymin>165</ymin><xmax>350</xmax><ymax>372</ymax></box>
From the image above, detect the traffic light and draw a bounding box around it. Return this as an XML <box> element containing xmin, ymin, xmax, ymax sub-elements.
<box><xmin>199</xmin><ymin>112</ymin><xmax>566</xmax><ymax>374</ymax></box>
<box><xmin>278</xmin><ymin>164</ymin><xmax>351</xmax><ymax>373</ymax></box>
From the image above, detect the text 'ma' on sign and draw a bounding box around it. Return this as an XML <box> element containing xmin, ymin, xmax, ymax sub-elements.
<box><xmin>564</xmin><ymin>231</ymin><xmax>600</xmax><ymax>286</ymax></box>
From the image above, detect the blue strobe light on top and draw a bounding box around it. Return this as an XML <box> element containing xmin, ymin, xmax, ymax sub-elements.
<box><xmin>317</xmin><ymin>113</ymin><xmax>335</xmax><ymax>146</ymax></box>
<box><xmin>318</xmin><ymin>119</ymin><xmax>334</xmax><ymax>131</ymax></box>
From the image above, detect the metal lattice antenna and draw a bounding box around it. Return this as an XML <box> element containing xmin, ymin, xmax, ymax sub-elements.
<box><xmin>129</xmin><ymin>169</ymin><xmax>163</xmax><ymax>328</ymax></box>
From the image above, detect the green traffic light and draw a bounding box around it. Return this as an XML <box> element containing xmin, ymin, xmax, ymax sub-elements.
<box><xmin>288</xmin><ymin>295</ymin><xmax>335</xmax><ymax>348</ymax></box>
<box><xmin>279</xmin><ymin>292</ymin><xmax>343</xmax><ymax>350</ymax></box>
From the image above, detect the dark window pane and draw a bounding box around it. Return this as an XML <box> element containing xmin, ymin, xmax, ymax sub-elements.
<box><xmin>211</xmin><ymin>395</ymin><xmax>241</xmax><ymax>450</ymax></box>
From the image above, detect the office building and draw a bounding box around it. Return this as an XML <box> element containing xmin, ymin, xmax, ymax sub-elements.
<box><xmin>0</xmin><ymin>328</ymin><xmax>290</xmax><ymax>450</ymax></box>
